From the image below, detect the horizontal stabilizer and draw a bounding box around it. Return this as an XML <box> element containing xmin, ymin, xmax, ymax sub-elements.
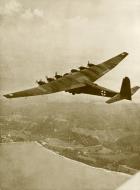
<box><xmin>131</xmin><ymin>86</ymin><xmax>140</xmax><ymax>95</ymax></box>
<box><xmin>106</xmin><ymin>94</ymin><xmax>122</xmax><ymax>104</ymax></box>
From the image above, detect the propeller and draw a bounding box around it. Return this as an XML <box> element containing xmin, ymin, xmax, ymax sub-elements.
<box><xmin>45</xmin><ymin>75</ymin><xmax>48</xmax><ymax>81</ymax></box>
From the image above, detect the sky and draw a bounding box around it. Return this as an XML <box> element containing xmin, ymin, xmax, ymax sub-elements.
<box><xmin>0</xmin><ymin>0</ymin><xmax>140</xmax><ymax>102</ymax></box>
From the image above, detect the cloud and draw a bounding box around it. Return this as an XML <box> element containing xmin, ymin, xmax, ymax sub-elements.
<box><xmin>0</xmin><ymin>0</ymin><xmax>44</xmax><ymax>20</ymax></box>
<box><xmin>21</xmin><ymin>8</ymin><xmax>44</xmax><ymax>20</ymax></box>
<box><xmin>33</xmin><ymin>9</ymin><xmax>44</xmax><ymax>18</ymax></box>
<box><xmin>0</xmin><ymin>0</ymin><xmax>22</xmax><ymax>16</ymax></box>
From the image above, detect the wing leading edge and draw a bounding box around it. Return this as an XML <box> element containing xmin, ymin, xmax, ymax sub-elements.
<box><xmin>4</xmin><ymin>52</ymin><xmax>128</xmax><ymax>98</ymax></box>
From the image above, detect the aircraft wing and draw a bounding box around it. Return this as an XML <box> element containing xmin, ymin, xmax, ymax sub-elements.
<box><xmin>4</xmin><ymin>52</ymin><xmax>128</xmax><ymax>98</ymax></box>
<box><xmin>4</xmin><ymin>82</ymin><xmax>85</xmax><ymax>98</ymax></box>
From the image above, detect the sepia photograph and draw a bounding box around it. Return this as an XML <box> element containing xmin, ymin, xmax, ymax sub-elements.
<box><xmin>0</xmin><ymin>0</ymin><xmax>140</xmax><ymax>189</ymax></box>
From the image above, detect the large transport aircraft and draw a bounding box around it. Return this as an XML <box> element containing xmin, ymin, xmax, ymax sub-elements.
<box><xmin>4</xmin><ymin>52</ymin><xmax>140</xmax><ymax>104</ymax></box>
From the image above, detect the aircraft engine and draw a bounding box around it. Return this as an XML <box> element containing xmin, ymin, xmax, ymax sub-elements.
<box><xmin>63</xmin><ymin>73</ymin><xmax>69</xmax><ymax>76</ymax></box>
<box><xmin>55</xmin><ymin>72</ymin><xmax>62</xmax><ymax>79</ymax></box>
<box><xmin>71</xmin><ymin>69</ymin><xmax>78</xmax><ymax>73</ymax></box>
<box><xmin>79</xmin><ymin>66</ymin><xmax>87</xmax><ymax>70</ymax></box>
<box><xmin>87</xmin><ymin>61</ymin><xmax>95</xmax><ymax>67</ymax></box>
<box><xmin>36</xmin><ymin>80</ymin><xmax>46</xmax><ymax>85</ymax></box>
<box><xmin>46</xmin><ymin>76</ymin><xmax>55</xmax><ymax>82</ymax></box>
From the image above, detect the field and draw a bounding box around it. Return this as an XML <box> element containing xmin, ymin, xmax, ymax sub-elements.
<box><xmin>0</xmin><ymin>98</ymin><xmax>140</xmax><ymax>174</ymax></box>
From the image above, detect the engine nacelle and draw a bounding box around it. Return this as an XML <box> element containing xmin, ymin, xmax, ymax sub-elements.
<box><xmin>71</xmin><ymin>69</ymin><xmax>78</xmax><ymax>73</ymax></box>
<box><xmin>54</xmin><ymin>72</ymin><xmax>62</xmax><ymax>79</ymax></box>
<box><xmin>87</xmin><ymin>61</ymin><xmax>95</xmax><ymax>67</ymax></box>
<box><xmin>79</xmin><ymin>66</ymin><xmax>87</xmax><ymax>70</ymax></box>
<box><xmin>36</xmin><ymin>80</ymin><xmax>46</xmax><ymax>85</ymax></box>
<box><xmin>47</xmin><ymin>77</ymin><xmax>55</xmax><ymax>82</ymax></box>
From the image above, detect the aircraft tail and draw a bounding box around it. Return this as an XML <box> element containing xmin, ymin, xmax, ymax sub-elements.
<box><xmin>120</xmin><ymin>77</ymin><xmax>131</xmax><ymax>100</ymax></box>
<box><xmin>106</xmin><ymin>77</ymin><xmax>139</xmax><ymax>104</ymax></box>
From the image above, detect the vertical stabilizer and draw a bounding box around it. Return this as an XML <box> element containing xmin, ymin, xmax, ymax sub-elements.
<box><xmin>120</xmin><ymin>77</ymin><xmax>131</xmax><ymax>100</ymax></box>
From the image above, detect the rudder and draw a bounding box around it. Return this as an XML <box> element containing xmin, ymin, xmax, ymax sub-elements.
<box><xmin>120</xmin><ymin>77</ymin><xmax>131</xmax><ymax>100</ymax></box>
